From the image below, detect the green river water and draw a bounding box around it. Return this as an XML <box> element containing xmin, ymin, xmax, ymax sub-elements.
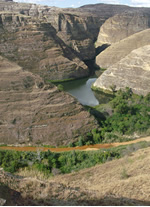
<box><xmin>61</xmin><ymin>76</ymin><xmax>99</xmax><ymax>106</ymax></box>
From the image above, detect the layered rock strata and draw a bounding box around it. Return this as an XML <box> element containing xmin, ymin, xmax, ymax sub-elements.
<box><xmin>94</xmin><ymin>45</ymin><xmax>150</xmax><ymax>95</ymax></box>
<box><xmin>0</xmin><ymin>1</ymin><xmax>100</xmax><ymax>80</ymax></box>
<box><xmin>96</xmin><ymin>11</ymin><xmax>150</xmax><ymax>46</ymax></box>
<box><xmin>0</xmin><ymin>56</ymin><xmax>98</xmax><ymax>145</ymax></box>
<box><xmin>0</xmin><ymin>11</ymin><xmax>90</xmax><ymax>81</ymax></box>
<box><xmin>96</xmin><ymin>29</ymin><xmax>150</xmax><ymax>69</ymax></box>
<box><xmin>1</xmin><ymin>1</ymin><xmax>150</xmax><ymax>80</ymax></box>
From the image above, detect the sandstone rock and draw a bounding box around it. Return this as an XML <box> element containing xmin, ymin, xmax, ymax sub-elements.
<box><xmin>0</xmin><ymin>198</ymin><xmax>6</xmax><ymax>206</ymax></box>
<box><xmin>0</xmin><ymin>1</ymin><xmax>101</xmax><ymax>81</ymax></box>
<box><xmin>96</xmin><ymin>11</ymin><xmax>150</xmax><ymax>46</ymax></box>
<box><xmin>1</xmin><ymin>1</ymin><xmax>149</xmax><ymax>81</ymax></box>
<box><xmin>93</xmin><ymin>45</ymin><xmax>150</xmax><ymax>95</ymax></box>
<box><xmin>47</xmin><ymin>12</ymin><xmax>98</xmax><ymax>61</ymax></box>
<box><xmin>0</xmin><ymin>12</ymin><xmax>90</xmax><ymax>81</ymax></box>
<box><xmin>0</xmin><ymin>57</ymin><xmax>98</xmax><ymax>146</ymax></box>
<box><xmin>96</xmin><ymin>29</ymin><xmax>150</xmax><ymax>69</ymax></box>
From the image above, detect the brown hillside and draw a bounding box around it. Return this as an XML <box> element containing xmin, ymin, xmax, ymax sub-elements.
<box><xmin>1</xmin><ymin>146</ymin><xmax>150</xmax><ymax>205</ymax></box>
<box><xmin>0</xmin><ymin>56</ymin><xmax>97</xmax><ymax>146</ymax></box>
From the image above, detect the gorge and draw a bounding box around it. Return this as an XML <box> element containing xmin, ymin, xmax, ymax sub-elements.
<box><xmin>0</xmin><ymin>0</ymin><xmax>150</xmax><ymax>206</ymax></box>
<box><xmin>0</xmin><ymin>0</ymin><xmax>150</xmax><ymax>146</ymax></box>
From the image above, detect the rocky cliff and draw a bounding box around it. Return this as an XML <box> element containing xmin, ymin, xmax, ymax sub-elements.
<box><xmin>94</xmin><ymin>45</ymin><xmax>150</xmax><ymax>95</ymax></box>
<box><xmin>0</xmin><ymin>1</ymin><xmax>146</xmax><ymax>81</ymax></box>
<box><xmin>96</xmin><ymin>11</ymin><xmax>150</xmax><ymax>46</ymax></box>
<box><xmin>1</xmin><ymin>1</ymin><xmax>150</xmax><ymax>145</ymax></box>
<box><xmin>0</xmin><ymin>56</ymin><xmax>98</xmax><ymax>146</ymax></box>
<box><xmin>0</xmin><ymin>10</ymin><xmax>90</xmax><ymax>80</ymax></box>
<box><xmin>96</xmin><ymin>29</ymin><xmax>150</xmax><ymax>69</ymax></box>
<box><xmin>0</xmin><ymin>1</ymin><xmax>99</xmax><ymax>81</ymax></box>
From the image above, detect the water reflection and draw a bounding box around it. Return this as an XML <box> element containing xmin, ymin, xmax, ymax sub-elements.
<box><xmin>61</xmin><ymin>77</ymin><xmax>99</xmax><ymax>106</ymax></box>
<box><xmin>61</xmin><ymin>76</ymin><xmax>113</xmax><ymax>106</ymax></box>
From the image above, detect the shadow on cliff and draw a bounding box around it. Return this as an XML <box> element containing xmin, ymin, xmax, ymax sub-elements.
<box><xmin>0</xmin><ymin>184</ymin><xmax>35</xmax><ymax>206</ymax></box>
<box><xmin>96</xmin><ymin>44</ymin><xmax>110</xmax><ymax>56</ymax></box>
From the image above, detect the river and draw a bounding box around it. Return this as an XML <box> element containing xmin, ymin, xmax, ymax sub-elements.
<box><xmin>61</xmin><ymin>76</ymin><xmax>99</xmax><ymax>106</ymax></box>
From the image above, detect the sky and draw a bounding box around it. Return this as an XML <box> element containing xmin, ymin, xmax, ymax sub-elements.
<box><xmin>14</xmin><ymin>0</ymin><xmax>150</xmax><ymax>8</ymax></box>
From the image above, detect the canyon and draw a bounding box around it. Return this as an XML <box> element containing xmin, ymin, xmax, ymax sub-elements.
<box><xmin>0</xmin><ymin>1</ymin><xmax>150</xmax><ymax>206</ymax></box>
<box><xmin>0</xmin><ymin>0</ymin><xmax>150</xmax><ymax>144</ymax></box>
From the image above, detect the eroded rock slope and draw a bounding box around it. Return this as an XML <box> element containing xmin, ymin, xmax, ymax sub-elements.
<box><xmin>96</xmin><ymin>11</ymin><xmax>150</xmax><ymax>46</ymax></box>
<box><xmin>0</xmin><ymin>1</ymin><xmax>100</xmax><ymax>80</ymax></box>
<box><xmin>0</xmin><ymin>56</ymin><xmax>97</xmax><ymax>145</ymax></box>
<box><xmin>96</xmin><ymin>29</ymin><xmax>150</xmax><ymax>69</ymax></box>
<box><xmin>0</xmin><ymin>1</ymin><xmax>149</xmax><ymax>80</ymax></box>
<box><xmin>0</xmin><ymin>10</ymin><xmax>89</xmax><ymax>80</ymax></box>
<box><xmin>94</xmin><ymin>45</ymin><xmax>150</xmax><ymax>95</ymax></box>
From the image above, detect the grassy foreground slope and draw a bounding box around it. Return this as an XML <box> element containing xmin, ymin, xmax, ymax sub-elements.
<box><xmin>0</xmin><ymin>145</ymin><xmax>150</xmax><ymax>205</ymax></box>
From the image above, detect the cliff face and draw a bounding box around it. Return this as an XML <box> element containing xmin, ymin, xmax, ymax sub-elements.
<box><xmin>96</xmin><ymin>29</ymin><xmax>150</xmax><ymax>69</ymax></box>
<box><xmin>0</xmin><ymin>11</ymin><xmax>90</xmax><ymax>81</ymax></box>
<box><xmin>0</xmin><ymin>1</ymin><xmax>143</xmax><ymax>81</ymax></box>
<box><xmin>96</xmin><ymin>11</ymin><xmax>150</xmax><ymax>46</ymax></box>
<box><xmin>0</xmin><ymin>1</ymin><xmax>100</xmax><ymax>81</ymax></box>
<box><xmin>0</xmin><ymin>56</ymin><xmax>98</xmax><ymax>146</ymax></box>
<box><xmin>95</xmin><ymin>10</ymin><xmax>150</xmax><ymax>96</ymax></box>
<box><xmin>94</xmin><ymin>45</ymin><xmax>150</xmax><ymax>95</ymax></box>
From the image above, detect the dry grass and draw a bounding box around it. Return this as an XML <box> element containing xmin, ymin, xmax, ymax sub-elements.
<box><xmin>16</xmin><ymin>167</ymin><xmax>51</xmax><ymax>181</ymax></box>
<box><xmin>2</xmin><ymin>146</ymin><xmax>150</xmax><ymax>205</ymax></box>
<box><xmin>51</xmin><ymin>146</ymin><xmax>150</xmax><ymax>204</ymax></box>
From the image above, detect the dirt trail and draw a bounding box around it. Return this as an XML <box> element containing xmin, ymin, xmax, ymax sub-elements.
<box><xmin>0</xmin><ymin>136</ymin><xmax>150</xmax><ymax>152</ymax></box>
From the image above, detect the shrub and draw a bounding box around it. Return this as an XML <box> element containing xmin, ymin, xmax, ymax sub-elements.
<box><xmin>120</xmin><ymin>168</ymin><xmax>129</xmax><ymax>179</ymax></box>
<box><xmin>57</xmin><ymin>84</ymin><xmax>64</xmax><ymax>91</ymax></box>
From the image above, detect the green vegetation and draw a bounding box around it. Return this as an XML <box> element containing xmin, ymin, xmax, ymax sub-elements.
<box><xmin>0</xmin><ymin>141</ymin><xmax>150</xmax><ymax>175</ymax></box>
<box><xmin>120</xmin><ymin>168</ymin><xmax>130</xmax><ymax>179</ymax></box>
<box><xmin>100</xmin><ymin>89</ymin><xmax>150</xmax><ymax>140</ymax></box>
<box><xmin>57</xmin><ymin>84</ymin><xmax>64</xmax><ymax>91</ymax></box>
<box><xmin>46</xmin><ymin>78</ymin><xmax>75</xmax><ymax>84</ymax></box>
<box><xmin>74</xmin><ymin>88</ymin><xmax>150</xmax><ymax>145</ymax></box>
<box><xmin>0</xmin><ymin>88</ymin><xmax>149</xmax><ymax>176</ymax></box>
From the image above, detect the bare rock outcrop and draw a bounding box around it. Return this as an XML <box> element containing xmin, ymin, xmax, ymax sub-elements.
<box><xmin>0</xmin><ymin>56</ymin><xmax>98</xmax><ymax>146</ymax></box>
<box><xmin>0</xmin><ymin>11</ymin><xmax>90</xmax><ymax>81</ymax></box>
<box><xmin>1</xmin><ymin>1</ymin><xmax>149</xmax><ymax>81</ymax></box>
<box><xmin>93</xmin><ymin>45</ymin><xmax>150</xmax><ymax>95</ymax></box>
<box><xmin>0</xmin><ymin>198</ymin><xmax>6</xmax><ymax>206</ymax></box>
<box><xmin>96</xmin><ymin>29</ymin><xmax>150</xmax><ymax>69</ymax></box>
<box><xmin>0</xmin><ymin>1</ymin><xmax>102</xmax><ymax>80</ymax></box>
<box><xmin>96</xmin><ymin>11</ymin><xmax>150</xmax><ymax>46</ymax></box>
